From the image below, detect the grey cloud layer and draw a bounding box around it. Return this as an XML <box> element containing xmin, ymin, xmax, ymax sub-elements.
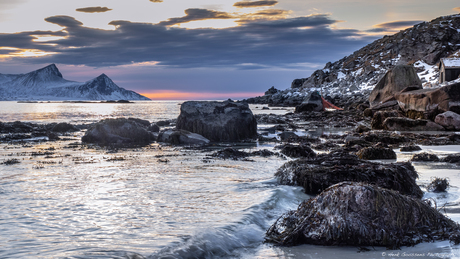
<box><xmin>234</xmin><ymin>1</ymin><xmax>278</xmax><ymax>7</ymax></box>
<box><xmin>368</xmin><ymin>20</ymin><xmax>423</xmax><ymax>33</ymax></box>
<box><xmin>1</xmin><ymin>11</ymin><xmax>375</xmax><ymax>69</ymax></box>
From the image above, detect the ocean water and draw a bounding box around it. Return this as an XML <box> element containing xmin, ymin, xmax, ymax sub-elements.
<box><xmin>1</xmin><ymin>101</ymin><xmax>460</xmax><ymax>259</ymax></box>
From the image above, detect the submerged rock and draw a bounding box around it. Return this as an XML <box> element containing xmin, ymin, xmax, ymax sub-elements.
<box><xmin>176</xmin><ymin>100</ymin><xmax>257</xmax><ymax>142</ymax></box>
<box><xmin>157</xmin><ymin>129</ymin><xmax>210</xmax><ymax>146</ymax></box>
<box><xmin>275</xmin><ymin>150</ymin><xmax>423</xmax><ymax>198</ymax></box>
<box><xmin>266</xmin><ymin>182</ymin><xmax>459</xmax><ymax>248</ymax></box>
<box><xmin>410</xmin><ymin>152</ymin><xmax>440</xmax><ymax>162</ymax></box>
<box><xmin>81</xmin><ymin>118</ymin><xmax>152</xmax><ymax>146</ymax></box>
<box><xmin>427</xmin><ymin>177</ymin><xmax>449</xmax><ymax>192</ymax></box>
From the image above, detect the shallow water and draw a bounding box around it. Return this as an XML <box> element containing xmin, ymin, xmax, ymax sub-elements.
<box><xmin>1</xmin><ymin>101</ymin><xmax>460</xmax><ymax>259</ymax></box>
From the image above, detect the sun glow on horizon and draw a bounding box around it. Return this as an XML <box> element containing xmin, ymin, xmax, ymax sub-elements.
<box><xmin>140</xmin><ymin>90</ymin><xmax>263</xmax><ymax>100</ymax></box>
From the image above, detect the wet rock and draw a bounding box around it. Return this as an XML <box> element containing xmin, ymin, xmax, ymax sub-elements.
<box><xmin>400</xmin><ymin>145</ymin><xmax>422</xmax><ymax>152</ymax></box>
<box><xmin>410</xmin><ymin>152</ymin><xmax>440</xmax><ymax>162</ymax></box>
<box><xmin>275</xmin><ymin>150</ymin><xmax>423</xmax><ymax>198</ymax></box>
<box><xmin>441</xmin><ymin>154</ymin><xmax>460</xmax><ymax>163</ymax></box>
<box><xmin>427</xmin><ymin>177</ymin><xmax>449</xmax><ymax>192</ymax></box>
<box><xmin>295</xmin><ymin>91</ymin><xmax>323</xmax><ymax>113</ymax></box>
<box><xmin>355</xmin><ymin>124</ymin><xmax>371</xmax><ymax>133</ymax></box>
<box><xmin>278</xmin><ymin>132</ymin><xmax>298</xmax><ymax>141</ymax></box>
<box><xmin>363</xmin><ymin>108</ymin><xmax>373</xmax><ymax>117</ymax></box>
<box><xmin>127</xmin><ymin>118</ymin><xmax>150</xmax><ymax>127</ymax></box>
<box><xmin>148</xmin><ymin>124</ymin><xmax>160</xmax><ymax>133</ymax></box>
<box><xmin>435</xmin><ymin>111</ymin><xmax>460</xmax><ymax>130</ymax></box>
<box><xmin>371</xmin><ymin>110</ymin><xmax>401</xmax><ymax>130</ymax></box>
<box><xmin>278</xmin><ymin>144</ymin><xmax>316</xmax><ymax>158</ymax></box>
<box><xmin>176</xmin><ymin>101</ymin><xmax>257</xmax><ymax>142</ymax></box>
<box><xmin>383</xmin><ymin>117</ymin><xmax>445</xmax><ymax>131</ymax></box>
<box><xmin>266</xmin><ymin>182</ymin><xmax>459</xmax><ymax>248</ymax></box>
<box><xmin>157</xmin><ymin>129</ymin><xmax>210</xmax><ymax>145</ymax></box>
<box><xmin>369</xmin><ymin>65</ymin><xmax>422</xmax><ymax>107</ymax></box>
<box><xmin>51</xmin><ymin>122</ymin><xmax>79</xmax><ymax>133</ymax></box>
<box><xmin>81</xmin><ymin>118</ymin><xmax>152</xmax><ymax>146</ymax></box>
<box><xmin>209</xmin><ymin>147</ymin><xmax>276</xmax><ymax>160</ymax></box>
<box><xmin>356</xmin><ymin>146</ymin><xmax>396</xmax><ymax>160</ymax></box>
<box><xmin>155</xmin><ymin>120</ymin><xmax>171</xmax><ymax>127</ymax></box>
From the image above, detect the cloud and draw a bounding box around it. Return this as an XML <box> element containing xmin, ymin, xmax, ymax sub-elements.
<box><xmin>76</xmin><ymin>7</ymin><xmax>112</xmax><ymax>13</ymax></box>
<box><xmin>367</xmin><ymin>20</ymin><xmax>423</xmax><ymax>33</ymax></box>
<box><xmin>150</xmin><ymin>0</ymin><xmax>163</xmax><ymax>2</ymax></box>
<box><xmin>233</xmin><ymin>0</ymin><xmax>278</xmax><ymax>8</ymax></box>
<box><xmin>158</xmin><ymin>8</ymin><xmax>234</xmax><ymax>26</ymax></box>
<box><xmin>454</xmin><ymin>7</ymin><xmax>460</xmax><ymax>12</ymax></box>
<box><xmin>0</xmin><ymin>13</ymin><xmax>375</xmax><ymax>71</ymax></box>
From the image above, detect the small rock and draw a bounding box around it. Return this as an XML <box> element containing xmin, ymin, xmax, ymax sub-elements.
<box><xmin>411</xmin><ymin>152</ymin><xmax>440</xmax><ymax>162</ymax></box>
<box><xmin>427</xmin><ymin>177</ymin><xmax>449</xmax><ymax>192</ymax></box>
<box><xmin>356</xmin><ymin>146</ymin><xmax>397</xmax><ymax>160</ymax></box>
<box><xmin>400</xmin><ymin>145</ymin><xmax>422</xmax><ymax>152</ymax></box>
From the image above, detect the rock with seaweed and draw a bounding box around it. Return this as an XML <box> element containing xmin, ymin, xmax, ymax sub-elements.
<box><xmin>266</xmin><ymin>182</ymin><xmax>460</xmax><ymax>248</ymax></box>
<box><xmin>400</xmin><ymin>145</ymin><xmax>422</xmax><ymax>152</ymax></box>
<box><xmin>410</xmin><ymin>152</ymin><xmax>440</xmax><ymax>162</ymax></box>
<box><xmin>81</xmin><ymin>118</ymin><xmax>153</xmax><ymax>146</ymax></box>
<box><xmin>442</xmin><ymin>153</ymin><xmax>460</xmax><ymax>163</ymax></box>
<box><xmin>275</xmin><ymin>150</ymin><xmax>423</xmax><ymax>198</ymax></box>
<box><xmin>356</xmin><ymin>146</ymin><xmax>396</xmax><ymax>160</ymax></box>
<box><xmin>157</xmin><ymin>129</ymin><xmax>210</xmax><ymax>146</ymax></box>
<box><xmin>278</xmin><ymin>144</ymin><xmax>316</xmax><ymax>158</ymax></box>
<box><xmin>427</xmin><ymin>177</ymin><xmax>450</xmax><ymax>192</ymax></box>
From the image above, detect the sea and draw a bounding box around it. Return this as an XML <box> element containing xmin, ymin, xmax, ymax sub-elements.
<box><xmin>1</xmin><ymin>101</ymin><xmax>460</xmax><ymax>259</ymax></box>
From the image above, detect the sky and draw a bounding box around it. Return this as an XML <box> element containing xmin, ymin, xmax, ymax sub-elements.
<box><xmin>0</xmin><ymin>0</ymin><xmax>459</xmax><ymax>100</ymax></box>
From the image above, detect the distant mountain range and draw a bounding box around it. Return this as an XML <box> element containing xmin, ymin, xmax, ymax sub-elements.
<box><xmin>0</xmin><ymin>64</ymin><xmax>150</xmax><ymax>101</ymax></box>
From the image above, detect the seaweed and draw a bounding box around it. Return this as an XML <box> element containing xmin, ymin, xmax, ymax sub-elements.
<box><xmin>427</xmin><ymin>177</ymin><xmax>449</xmax><ymax>192</ymax></box>
<box><xmin>266</xmin><ymin>182</ymin><xmax>460</xmax><ymax>249</ymax></box>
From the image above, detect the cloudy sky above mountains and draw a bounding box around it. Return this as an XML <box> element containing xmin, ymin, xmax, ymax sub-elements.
<box><xmin>0</xmin><ymin>0</ymin><xmax>459</xmax><ymax>99</ymax></box>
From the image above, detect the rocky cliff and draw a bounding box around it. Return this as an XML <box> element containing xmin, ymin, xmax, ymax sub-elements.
<box><xmin>245</xmin><ymin>13</ymin><xmax>460</xmax><ymax>107</ymax></box>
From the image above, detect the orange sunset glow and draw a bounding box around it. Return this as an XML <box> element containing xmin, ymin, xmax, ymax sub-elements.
<box><xmin>140</xmin><ymin>91</ymin><xmax>264</xmax><ymax>100</ymax></box>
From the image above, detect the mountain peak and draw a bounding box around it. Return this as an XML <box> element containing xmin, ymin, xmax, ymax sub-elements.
<box><xmin>36</xmin><ymin>64</ymin><xmax>63</xmax><ymax>78</ymax></box>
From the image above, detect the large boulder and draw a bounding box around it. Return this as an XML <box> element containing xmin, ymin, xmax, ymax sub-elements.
<box><xmin>176</xmin><ymin>101</ymin><xmax>257</xmax><ymax>142</ymax></box>
<box><xmin>435</xmin><ymin>111</ymin><xmax>460</xmax><ymax>130</ymax></box>
<box><xmin>395</xmin><ymin>79</ymin><xmax>460</xmax><ymax>114</ymax></box>
<box><xmin>295</xmin><ymin>91</ymin><xmax>323</xmax><ymax>112</ymax></box>
<box><xmin>157</xmin><ymin>129</ymin><xmax>210</xmax><ymax>145</ymax></box>
<box><xmin>275</xmin><ymin>150</ymin><xmax>423</xmax><ymax>198</ymax></box>
<box><xmin>383</xmin><ymin>117</ymin><xmax>445</xmax><ymax>131</ymax></box>
<box><xmin>266</xmin><ymin>182</ymin><xmax>460</xmax><ymax>248</ymax></box>
<box><xmin>81</xmin><ymin>118</ymin><xmax>152</xmax><ymax>145</ymax></box>
<box><xmin>369</xmin><ymin>65</ymin><xmax>422</xmax><ymax>107</ymax></box>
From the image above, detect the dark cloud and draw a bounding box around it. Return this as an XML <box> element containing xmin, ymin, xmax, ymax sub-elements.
<box><xmin>233</xmin><ymin>0</ymin><xmax>278</xmax><ymax>8</ymax></box>
<box><xmin>76</xmin><ymin>7</ymin><xmax>112</xmax><ymax>13</ymax></box>
<box><xmin>368</xmin><ymin>20</ymin><xmax>423</xmax><ymax>33</ymax></box>
<box><xmin>45</xmin><ymin>16</ymin><xmax>84</xmax><ymax>27</ymax></box>
<box><xmin>159</xmin><ymin>8</ymin><xmax>234</xmax><ymax>26</ymax></box>
<box><xmin>0</xmin><ymin>13</ymin><xmax>375</xmax><ymax>71</ymax></box>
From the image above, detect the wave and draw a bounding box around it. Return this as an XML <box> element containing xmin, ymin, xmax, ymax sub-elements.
<box><xmin>148</xmin><ymin>182</ymin><xmax>309</xmax><ymax>259</ymax></box>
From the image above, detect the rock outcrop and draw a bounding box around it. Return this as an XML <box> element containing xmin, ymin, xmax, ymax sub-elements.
<box><xmin>157</xmin><ymin>129</ymin><xmax>210</xmax><ymax>145</ymax></box>
<box><xmin>369</xmin><ymin>65</ymin><xmax>422</xmax><ymax>107</ymax></box>
<box><xmin>383</xmin><ymin>117</ymin><xmax>445</xmax><ymax>131</ymax></box>
<box><xmin>435</xmin><ymin>111</ymin><xmax>460</xmax><ymax>130</ymax></box>
<box><xmin>275</xmin><ymin>150</ymin><xmax>423</xmax><ymax>198</ymax></box>
<box><xmin>295</xmin><ymin>91</ymin><xmax>323</xmax><ymax>112</ymax></box>
<box><xmin>266</xmin><ymin>182</ymin><xmax>459</xmax><ymax>248</ymax></box>
<box><xmin>81</xmin><ymin>118</ymin><xmax>152</xmax><ymax>145</ymax></box>
<box><xmin>176</xmin><ymin>100</ymin><xmax>257</xmax><ymax>142</ymax></box>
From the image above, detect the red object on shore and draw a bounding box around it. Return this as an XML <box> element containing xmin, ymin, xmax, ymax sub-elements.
<box><xmin>321</xmin><ymin>97</ymin><xmax>343</xmax><ymax>110</ymax></box>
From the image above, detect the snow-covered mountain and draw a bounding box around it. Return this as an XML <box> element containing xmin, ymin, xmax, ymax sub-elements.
<box><xmin>245</xmin><ymin>13</ymin><xmax>460</xmax><ymax>107</ymax></box>
<box><xmin>0</xmin><ymin>64</ymin><xmax>150</xmax><ymax>101</ymax></box>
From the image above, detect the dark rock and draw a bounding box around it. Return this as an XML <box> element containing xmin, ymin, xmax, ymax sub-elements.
<box><xmin>266</xmin><ymin>182</ymin><xmax>459</xmax><ymax>248</ymax></box>
<box><xmin>363</xmin><ymin>108</ymin><xmax>373</xmax><ymax>117</ymax></box>
<box><xmin>81</xmin><ymin>118</ymin><xmax>152</xmax><ymax>146</ymax></box>
<box><xmin>291</xmin><ymin>78</ymin><xmax>307</xmax><ymax>88</ymax></box>
<box><xmin>355</xmin><ymin>124</ymin><xmax>370</xmax><ymax>133</ymax></box>
<box><xmin>400</xmin><ymin>145</ymin><xmax>422</xmax><ymax>152</ymax></box>
<box><xmin>278</xmin><ymin>132</ymin><xmax>298</xmax><ymax>141</ymax></box>
<box><xmin>251</xmin><ymin>149</ymin><xmax>276</xmax><ymax>157</ymax></box>
<box><xmin>148</xmin><ymin>124</ymin><xmax>160</xmax><ymax>132</ymax></box>
<box><xmin>442</xmin><ymin>153</ymin><xmax>460</xmax><ymax>163</ymax></box>
<box><xmin>176</xmin><ymin>101</ymin><xmax>257</xmax><ymax>142</ymax></box>
<box><xmin>278</xmin><ymin>144</ymin><xmax>316</xmax><ymax>158</ymax></box>
<box><xmin>295</xmin><ymin>91</ymin><xmax>323</xmax><ymax>113</ymax></box>
<box><xmin>371</xmin><ymin>110</ymin><xmax>401</xmax><ymax>130</ymax></box>
<box><xmin>265</xmin><ymin>86</ymin><xmax>279</xmax><ymax>95</ymax></box>
<box><xmin>51</xmin><ymin>122</ymin><xmax>79</xmax><ymax>132</ymax></box>
<box><xmin>383</xmin><ymin>117</ymin><xmax>445</xmax><ymax>131</ymax></box>
<box><xmin>275</xmin><ymin>150</ymin><xmax>423</xmax><ymax>198</ymax></box>
<box><xmin>435</xmin><ymin>111</ymin><xmax>460</xmax><ymax>130</ymax></box>
<box><xmin>427</xmin><ymin>177</ymin><xmax>449</xmax><ymax>192</ymax></box>
<box><xmin>157</xmin><ymin>129</ymin><xmax>210</xmax><ymax>145</ymax></box>
<box><xmin>128</xmin><ymin>118</ymin><xmax>150</xmax><ymax>127</ymax></box>
<box><xmin>410</xmin><ymin>152</ymin><xmax>440</xmax><ymax>162</ymax></box>
<box><xmin>356</xmin><ymin>146</ymin><xmax>396</xmax><ymax>160</ymax></box>
<box><xmin>210</xmin><ymin>147</ymin><xmax>250</xmax><ymax>160</ymax></box>
<box><xmin>155</xmin><ymin>120</ymin><xmax>171</xmax><ymax>127</ymax></box>
<box><xmin>369</xmin><ymin>65</ymin><xmax>422</xmax><ymax>107</ymax></box>
<box><xmin>262</xmin><ymin>106</ymin><xmax>270</xmax><ymax>110</ymax></box>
